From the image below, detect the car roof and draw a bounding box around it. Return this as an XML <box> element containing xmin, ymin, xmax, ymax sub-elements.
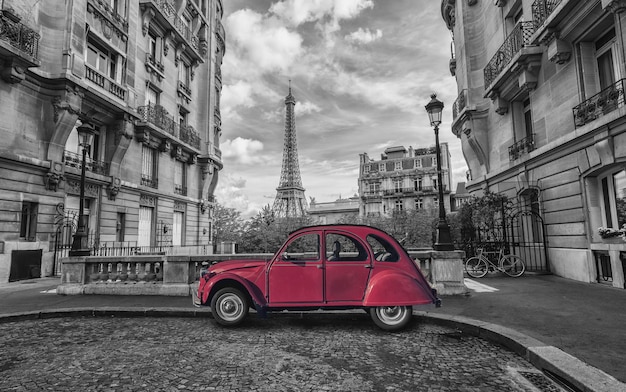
<box><xmin>289</xmin><ymin>224</ymin><xmax>393</xmax><ymax>238</ymax></box>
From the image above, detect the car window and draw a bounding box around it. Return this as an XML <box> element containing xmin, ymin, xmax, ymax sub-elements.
<box><xmin>366</xmin><ymin>234</ymin><xmax>399</xmax><ymax>262</ymax></box>
<box><xmin>325</xmin><ymin>233</ymin><xmax>368</xmax><ymax>262</ymax></box>
<box><xmin>282</xmin><ymin>233</ymin><xmax>320</xmax><ymax>261</ymax></box>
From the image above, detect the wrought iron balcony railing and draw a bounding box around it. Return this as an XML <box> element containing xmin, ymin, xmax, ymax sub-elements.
<box><xmin>143</xmin><ymin>0</ymin><xmax>200</xmax><ymax>53</ymax></box>
<box><xmin>508</xmin><ymin>135</ymin><xmax>535</xmax><ymax>161</ymax></box>
<box><xmin>63</xmin><ymin>150</ymin><xmax>109</xmax><ymax>175</ymax></box>
<box><xmin>452</xmin><ymin>89</ymin><xmax>468</xmax><ymax>120</ymax></box>
<box><xmin>141</xmin><ymin>174</ymin><xmax>158</xmax><ymax>188</ymax></box>
<box><xmin>145</xmin><ymin>53</ymin><xmax>164</xmax><ymax>73</ymax></box>
<box><xmin>0</xmin><ymin>10</ymin><xmax>40</xmax><ymax>59</ymax></box>
<box><xmin>484</xmin><ymin>21</ymin><xmax>536</xmax><ymax>89</ymax></box>
<box><xmin>572</xmin><ymin>79</ymin><xmax>625</xmax><ymax>128</ymax></box>
<box><xmin>531</xmin><ymin>0</ymin><xmax>562</xmax><ymax>29</ymax></box>
<box><xmin>174</xmin><ymin>185</ymin><xmax>187</xmax><ymax>196</ymax></box>
<box><xmin>137</xmin><ymin>104</ymin><xmax>177</xmax><ymax>136</ymax></box>
<box><xmin>180</xmin><ymin>124</ymin><xmax>201</xmax><ymax>149</ymax></box>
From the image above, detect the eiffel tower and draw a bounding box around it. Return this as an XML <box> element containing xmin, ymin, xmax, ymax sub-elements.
<box><xmin>272</xmin><ymin>82</ymin><xmax>308</xmax><ymax>217</ymax></box>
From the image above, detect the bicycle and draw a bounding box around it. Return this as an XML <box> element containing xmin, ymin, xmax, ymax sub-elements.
<box><xmin>465</xmin><ymin>248</ymin><xmax>525</xmax><ymax>278</ymax></box>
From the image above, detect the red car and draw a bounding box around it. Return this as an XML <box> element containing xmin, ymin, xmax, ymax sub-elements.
<box><xmin>194</xmin><ymin>225</ymin><xmax>440</xmax><ymax>331</ymax></box>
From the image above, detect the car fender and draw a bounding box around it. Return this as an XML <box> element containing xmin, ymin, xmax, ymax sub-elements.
<box><xmin>363</xmin><ymin>270</ymin><xmax>435</xmax><ymax>307</ymax></box>
<box><xmin>200</xmin><ymin>272</ymin><xmax>266</xmax><ymax>308</ymax></box>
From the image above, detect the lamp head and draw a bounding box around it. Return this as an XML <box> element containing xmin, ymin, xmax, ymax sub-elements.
<box><xmin>425</xmin><ymin>93</ymin><xmax>444</xmax><ymax>127</ymax></box>
<box><xmin>76</xmin><ymin>122</ymin><xmax>96</xmax><ymax>149</ymax></box>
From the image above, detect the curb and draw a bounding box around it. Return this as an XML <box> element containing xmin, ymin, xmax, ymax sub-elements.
<box><xmin>416</xmin><ymin>311</ymin><xmax>626</xmax><ymax>392</ymax></box>
<box><xmin>1</xmin><ymin>307</ymin><xmax>624</xmax><ymax>392</ymax></box>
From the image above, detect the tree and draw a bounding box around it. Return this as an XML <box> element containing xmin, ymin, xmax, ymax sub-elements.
<box><xmin>213</xmin><ymin>203</ymin><xmax>245</xmax><ymax>249</ymax></box>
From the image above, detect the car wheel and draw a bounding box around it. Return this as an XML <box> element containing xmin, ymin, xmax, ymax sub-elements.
<box><xmin>370</xmin><ymin>306</ymin><xmax>412</xmax><ymax>331</ymax></box>
<box><xmin>210</xmin><ymin>287</ymin><xmax>249</xmax><ymax>326</ymax></box>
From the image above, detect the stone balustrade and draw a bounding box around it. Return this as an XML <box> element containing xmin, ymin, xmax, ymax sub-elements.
<box><xmin>57</xmin><ymin>250</ymin><xmax>466</xmax><ymax>296</ymax></box>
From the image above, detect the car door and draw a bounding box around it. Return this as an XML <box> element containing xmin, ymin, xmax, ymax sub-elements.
<box><xmin>267</xmin><ymin>232</ymin><xmax>323</xmax><ymax>304</ymax></box>
<box><xmin>324</xmin><ymin>231</ymin><xmax>372</xmax><ymax>302</ymax></box>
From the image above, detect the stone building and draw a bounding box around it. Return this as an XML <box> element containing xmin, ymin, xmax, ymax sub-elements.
<box><xmin>358</xmin><ymin>144</ymin><xmax>452</xmax><ymax>216</ymax></box>
<box><xmin>441</xmin><ymin>0</ymin><xmax>626</xmax><ymax>288</ymax></box>
<box><xmin>0</xmin><ymin>0</ymin><xmax>225</xmax><ymax>283</ymax></box>
<box><xmin>308</xmin><ymin>196</ymin><xmax>360</xmax><ymax>224</ymax></box>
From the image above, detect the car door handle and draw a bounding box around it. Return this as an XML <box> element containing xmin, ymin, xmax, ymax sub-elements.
<box><xmin>317</xmin><ymin>265</ymin><xmax>324</xmax><ymax>269</ymax></box>
<box><xmin>364</xmin><ymin>265</ymin><xmax>373</xmax><ymax>269</ymax></box>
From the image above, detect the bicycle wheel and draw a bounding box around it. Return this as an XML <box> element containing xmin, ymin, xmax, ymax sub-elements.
<box><xmin>501</xmin><ymin>255</ymin><xmax>525</xmax><ymax>277</ymax></box>
<box><xmin>465</xmin><ymin>257</ymin><xmax>488</xmax><ymax>278</ymax></box>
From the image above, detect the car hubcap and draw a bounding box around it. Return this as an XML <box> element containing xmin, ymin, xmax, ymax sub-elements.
<box><xmin>377</xmin><ymin>306</ymin><xmax>407</xmax><ymax>325</ymax></box>
<box><xmin>217</xmin><ymin>293</ymin><xmax>244</xmax><ymax>321</ymax></box>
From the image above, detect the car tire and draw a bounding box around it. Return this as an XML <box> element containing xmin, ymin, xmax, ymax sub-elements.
<box><xmin>210</xmin><ymin>287</ymin><xmax>249</xmax><ymax>327</ymax></box>
<box><xmin>370</xmin><ymin>306</ymin><xmax>412</xmax><ymax>331</ymax></box>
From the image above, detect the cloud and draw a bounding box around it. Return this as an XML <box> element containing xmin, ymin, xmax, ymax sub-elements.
<box><xmin>225</xmin><ymin>9</ymin><xmax>303</xmax><ymax>74</ymax></box>
<box><xmin>269</xmin><ymin>0</ymin><xmax>374</xmax><ymax>27</ymax></box>
<box><xmin>215</xmin><ymin>173</ymin><xmax>262</xmax><ymax>218</ymax></box>
<box><xmin>345</xmin><ymin>28</ymin><xmax>382</xmax><ymax>44</ymax></box>
<box><xmin>221</xmin><ymin>137</ymin><xmax>266</xmax><ymax>165</ymax></box>
<box><xmin>295</xmin><ymin>101</ymin><xmax>322</xmax><ymax>116</ymax></box>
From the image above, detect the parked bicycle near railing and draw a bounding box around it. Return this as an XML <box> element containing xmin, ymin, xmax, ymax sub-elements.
<box><xmin>465</xmin><ymin>248</ymin><xmax>525</xmax><ymax>278</ymax></box>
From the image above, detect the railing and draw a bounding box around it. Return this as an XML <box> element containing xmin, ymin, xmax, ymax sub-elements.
<box><xmin>573</xmin><ymin>79</ymin><xmax>625</xmax><ymax>128</ymax></box>
<box><xmin>63</xmin><ymin>150</ymin><xmax>109</xmax><ymax>175</ymax></box>
<box><xmin>86</xmin><ymin>260</ymin><xmax>164</xmax><ymax>283</ymax></box>
<box><xmin>137</xmin><ymin>103</ymin><xmax>177</xmax><ymax>136</ymax></box>
<box><xmin>452</xmin><ymin>89</ymin><xmax>468</xmax><ymax>120</ymax></box>
<box><xmin>0</xmin><ymin>10</ymin><xmax>40</xmax><ymax>59</ymax></box>
<box><xmin>145</xmin><ymin>53</ymin><xmax>165</xmax><ymax>73</ymax></box>
<box><xmin>207</xmin><ymin>142</ymin><xmax>222</xmax><ymax>160</ymax></box>
<box><xmin>141</xmin><ymin>174</ymin><xmax>158</xmax><ymax>188</ymax></box>
<box><xmin>85</xmin><ymin>65</ymin><xmax>126</xmax><ymax>100</ymax></box>
<box><xmin>484</xmin><ymin>21</ymin><xmax>536</xmax><ymax>88</ymax></box>
<box><xmin>87</xmin><ymin>0</ymin><xmax>128</xmax><ymax>34</ymax></box>
<box><xmin>382</xmin><ymin>186</ymin><xmax>443</xmax><ymax>196</ymax></box>
<box><xmin>508</xmin><ymin>134</ymin><xmax>535</xmax><ymax>160</ymax></box>
<box><xmin>178</xmin><ymin>80</ymin><xmax>192</xmax><ymax>97</ymax></box>
<box><xmin>532</xmin><ymin>0</ymin><xmax>562</xmax><ymax>29</ymax></box>
<box><xmin>147</xmin><ymin>0</ymin><xmax>200</xmax><ymax>52</ymax></box>
<box><xmin>180</xmin><ymin>124</ymin><xmax>201</xmax><ymax>149</ymax></box>
<box><xmin>174</xmin><ymin>184</ymin><xmax>187</xmax><ymax>196</ymax></box>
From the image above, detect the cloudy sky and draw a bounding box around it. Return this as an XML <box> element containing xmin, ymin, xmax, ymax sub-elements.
<box><xmin>216</xmin><ymin>0</ymin><xmax>466</xmax><ymax>217</ymax></box>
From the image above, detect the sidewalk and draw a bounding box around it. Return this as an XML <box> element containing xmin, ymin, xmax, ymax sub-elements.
<box><xmin>1</xmin><ymin>274</ymin><xmax>625</xmax><ymax>389</ymax></box>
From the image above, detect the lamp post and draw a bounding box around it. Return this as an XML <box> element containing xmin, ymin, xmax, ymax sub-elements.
<box><xmin>425</xmin><ymin>94</ymin><xmax>454</xmax><ymax>251</ymax></box>
<box><xmin>69</xmin><ymin>122</ymin><xmax>96</xmax><ymax>256</ymax></box>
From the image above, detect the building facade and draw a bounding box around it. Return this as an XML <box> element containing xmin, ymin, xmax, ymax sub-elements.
<box><xmin>0</xmin><ymin>0</ymin><xmax>225</xmax><ymax>282</ymax></box>
<box><xmin>358</xmin><ymin>144</ymin><xmax>452</xmax><ymax>216</ymax></box>
<box><xmin>442</xmin><ymin>0</ymin><xmax>626</xmax><ymax>288</ymax></box>
<box><xmin>308</xmin><ymin>196</ymin><xmax>360</xmax><ymax>224</ymax></box>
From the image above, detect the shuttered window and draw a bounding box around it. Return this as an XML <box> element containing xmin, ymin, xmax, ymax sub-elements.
<box><xmin>172</xmin><ymin>211</ymin><xmax>184</xmax><ymax>246</ymax></box>
<box><xmin>138</xmin><ymin>206</ymin><xmax>153</xmax><ymax>247</ymax></box>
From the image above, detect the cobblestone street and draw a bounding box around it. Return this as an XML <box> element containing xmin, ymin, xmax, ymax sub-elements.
<box><xmin>0</xmin><ymin>313</ymin><xmax>552</xmax><ymax>391</ymax></box>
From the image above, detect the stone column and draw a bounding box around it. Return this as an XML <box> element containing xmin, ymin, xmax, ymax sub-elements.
<box><xmin>430</xmin><ymin>250</ymin><xmax>468</xmax><ymax>295</ymax></box>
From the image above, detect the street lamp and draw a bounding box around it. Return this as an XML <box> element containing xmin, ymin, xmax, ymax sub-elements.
<box><xmin>69</xmin><ymin>121</ymin><xmax>96</xmax><ymax>256</ymax></box>
<box><xmin>425</xmin><ymin>94</ymin><xmax>454</xmax><ymax>251</ymax></box>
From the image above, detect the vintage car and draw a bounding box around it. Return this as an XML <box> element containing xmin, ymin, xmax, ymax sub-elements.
<box><xmin>194</xmin><ymin>224</ymin><xmax>440</xmax><ymax>331</ymax></box>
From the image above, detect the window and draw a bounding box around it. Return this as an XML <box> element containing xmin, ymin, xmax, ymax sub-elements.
<box><xmin>379</xmin><ymin>163</ymin><xmax>386</xmax><ymax>172</ymax></box>
<box><xmin>87</xmin><ymin>37</ymin><xmax>118</xmax><ymax>81</ymax></box>
<box><xmin>394</xmin><ymin>161</ymin><xmax>402</xmax><ymax>171</ymax></box>
<box><xmin>415</xmin><ymin>178</ymin><xmax>423</xmax><ymax>191</ymax></box>
<box><xmin>523</xmin><ymin>98</ymin><xmax>533</xmax><ymax>139</ymax></box>
<box><xmin>172</xmin><ymin>211</ymin><xmax>184</xmax><ymax>246</ymax></box>
<box><xmin>138</xmin><ymin>206</ymin><xmax>153</xmax><ymax>247</ymax></box>
<box><xmin>148</xmin><ymin>31</ymin><xmax>158</xmax><ymax>62</ymax></box>
<box><xmin>393</xmin><ymin>179</ymin><xmax>402</xmax><ymax>193</ymax></box>
<box><xmin>433</xmin><ymin>178</ymin><xmax>438</xmax><ymax>189</ymax></box>
<box><xmin>434</xmin><ymin>197</ymin><xmax>439</xmax><ymax>209</ymax></box>
<box><xmin>578</xmin><ymin>26</ymin><xmax>620</xmax><ymax>99</ymax></box>
<box><xmin>415</xmin><ymin>158</ymin><xmax>422</xmax><ymax>168</ymax></box>
<box><xmin>363</xmin><ymin>164</ymin><xmax>370</xmax><ymax>173</ymax></box>
<box><xmin>282</xmin><ymin>234</ymin><xmax>319</xmax><ymax>261</ymax></box>
<box><xmin>395</xmin><ymin>199</ymin><xmax>403</xmax><ymax>211</ymax></box>
<box><xmin>145</xmin><ymin>86</ymin><xmax>159</xmax><ymax>106</ymax></box>
<box><xmin>596</xmin><ymin>28</ymin><xmax>617</xmax><ymax>90</ymax></box>
<box><xmin>174</xmin><ymin>161</ymin><xmax>187</xmax><ymax>195</ymax></box>
<box><xmin>415</xmin><ymin>198</ymin><xmax>423</xmax><ymax>210</ymax></box>
<box><xmin>366</xmin><ymin>234</ymin><xmax>398</xmax><ymax>262</ymax></box>
<box><xmin>431</xmin><ymin>156</ymin><xmax>437</xmax><ymax>167</ymax></box>
<box><xmin>141</xmin><ymin>145</ymin><xmax>158</xmax><ymax>188</ymax></box>
<box><xmin>116</xmin><ymin>212</ymin><xmax>125</xmax><ymax>242</ymax></box>
<box><xmin>20</xmin><ymin>202</ymin><xmax>38</xmax><ymax>241</ymax></box>
<box><xmin>179</xmin><ymin>62</ymin><xmax>191</xmax><ymax>88</ymax></box>
<box><xmin>369</xmin><ymin>182</ymin><xmax>380</xmax><ymax>193</ymax></box>
<box><xmin>325</xmin><ymin>233</ymin><xmax>367</xmax><ymax>261</ymax></box>
<box><xmin>600</xmin><ymin>169</ymin><xmax>626</xmax><ymax>229</ymax></box>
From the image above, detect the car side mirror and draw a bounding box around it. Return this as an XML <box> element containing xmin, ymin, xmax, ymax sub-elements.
<box><xmin>282</xmin><ymin>252</ymin><xmax>289</xmax><ymax>261</ymax></box>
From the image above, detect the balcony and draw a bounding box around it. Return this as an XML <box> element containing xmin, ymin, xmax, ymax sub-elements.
<box><xmin>484</xmin><ymin>22</ymin><xmax>543</xmax><ymax>106</ymax></box>
<box><xmin>0</xmin><ymin>9</ymin><xmax>40</xmax><ymax>83</ymax></box>
<box><xmin>85</xmin><ymin>65</ymin><xmax>127</xmax><ymax>101</ymax></box>
<box><xmin>86</xmin><ymin>0</ymin><xmax>128</xmax><ymax>40</ymax></box>
<box><xmin>141</xmin><ymin>174</ymin><xmax>158</xmax><ymax>189</ymax></box>
<box><xmin>145</xmin><ymin>53</ymin><xmax>165</xmax><ymax>80</ymax></box>
<box><xmin>63</xmin><ymin>150</ymin><xmax>109</xmax><ymax>175</ymax></box>
<box><xmin>137</xmin><ymin>104</ymin><xmax>177</xmax><ymax>137</ymax></box>
<box><xmin>180</xmin><ymin>124</ymin><xmax>201</xmax><ymax>149</ymax></box>
<box><xmin>531</xmin><ymin>0</ymin><xmax>562</xmax><ymax>29</ymax></box>
<box><xmin>139</xmin><ymin>0</ymin><xmax>205</xmax><ymax>63</ymax></box>
<box><xmin>136</xmin><ymin>104</ymin><xmax>202</xmax><ymax>154</ymax></box>
<box><xmin>573</xmin><ymin>79</ymin><xmax>625</xmax><ymax>128</ymax></box>
<box><xmin>177</xmin><ymin>80</ymin><xmax>192</xmax><ymax>103</ymax></box>
<box><xmin>508</xmin><ymin>135</ymin><xmax>535</xmax><ymax>161</ymax></box>
<box><xmin>174</xmin><ymin>185</ymin><xmax>187</xmax><ymax>196</ymax></box>
<box><xmin>452</xmin><ymin>89</ymin><xmax>468</xmax><ymax>120</ymax></box>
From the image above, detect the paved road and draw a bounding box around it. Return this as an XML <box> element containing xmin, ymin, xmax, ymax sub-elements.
<box><xmin>0</xmin><ymin>313</ymin><xmax>558</xmax><ymax>392</ymax></box>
